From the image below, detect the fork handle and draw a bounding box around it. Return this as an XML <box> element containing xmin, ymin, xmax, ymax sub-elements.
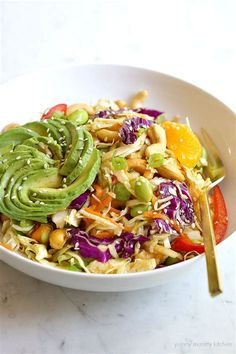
<box><xmin>200</xmin><ymin>190</ymin><xmax>223</xmax><ymax>296</ymax></box>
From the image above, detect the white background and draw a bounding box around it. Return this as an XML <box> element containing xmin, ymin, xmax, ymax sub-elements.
<box><xmin>0</xmin><ymin>1</ymin><xmax>235</xmax><ymax>354</ymax></box>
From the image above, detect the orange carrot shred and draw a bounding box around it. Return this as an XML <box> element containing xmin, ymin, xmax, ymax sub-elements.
<box><xmin>0</xmin><ymin>242</ymin><xmax>12</xmax><ymax>251</ymax></box>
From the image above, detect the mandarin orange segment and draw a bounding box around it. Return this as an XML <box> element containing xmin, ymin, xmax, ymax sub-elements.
<box><xmin>162</xmin><ymin>121</ymin><xmax>202</xmax><ymax>168</ymax></box>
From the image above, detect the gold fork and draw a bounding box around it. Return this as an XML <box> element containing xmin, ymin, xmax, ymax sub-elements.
<box><xmin>199</xmin><ymin>128</ymin><xmax>226</xmax><ymax>297</ymax></box>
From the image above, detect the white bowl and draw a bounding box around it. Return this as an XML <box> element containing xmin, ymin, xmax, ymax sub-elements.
<box><xmin>0</xmin><ymin>64</ymin><xmax>235</xmax><ymax>291</ymax></box>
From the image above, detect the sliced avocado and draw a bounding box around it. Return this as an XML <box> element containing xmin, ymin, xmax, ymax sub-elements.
<box><xmin>0</xmin><ymin>127</ymin><xmax>38</xmax><ymax>148</ymax></box>
<box><xmin>22</xmin><ymin>136</ymin><xmax>63</xmax><ymax>161</ymax></box>
<box><xmin>0</xmin><ymin>117</ymin><xmax>100</xmax><ymax>222</ymax></box>
<box><xmin>49</xmin><ymin>118</ymin><xmax>72</xmax><ymax>148</ymax></box>
<box><xmin>66</xmin><ymin>130</ymin><xmax>93</xmax><ymax>184</ymax></box>
<box><xmin>59</xmin><ymin>123</ymin><xmax>84</xmax><ymax>176</ymax></box>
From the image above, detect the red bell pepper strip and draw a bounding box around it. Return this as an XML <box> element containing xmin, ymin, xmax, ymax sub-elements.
<box><xmin>41</xmin><ymin>104</ymin><xmax>67</xmax><ymax>120</ymax></box>
<box><xmin>171</xmin><ymin>233</ymin><xmax>205</xmax><ymax>253</ymax></box>
<box><xmin>211</xmin><ymin>186</ymin><xmax>228</xmax><ymax>244</ymax></box>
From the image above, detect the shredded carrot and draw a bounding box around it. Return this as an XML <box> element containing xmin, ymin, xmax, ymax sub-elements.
<box><xmin>94</xmin><ymin>195</ymin><xmax>112</xmax><ymax>213</ymax></box>
<box><xmin>123</xmin><ymin>226</ymin><xmax>132</xmax><ymax>232</ymax></box>
<box><xmin>172</xmin><ymin>221</ymin><xmax>182</xmax><ymax>233</ymax></box>
<box><xmin>93</xmin><ymin>184</ymin><xmax>104</xmax><ymax>199</ymax></box>
<box><xmin>143</xmin><ymin>211</ymin><xmax>169</xmax><ymax>220</ymax></box>
<box><xmin>92</xmin><ymin>230</ymin><xmax>115</xmax><ymax>239</ymax></box>
<box><xmin>0</xmin><ymin>242</ymin><xmax>12</xmax><ymax>251</ymax></box>
<box><xmin>31</xmin><ymin>224</ymin><xmax>52</xmax><ymax>242</ymax></box>
<box><xmin>110</xmin><ymin>207</ymin><xmax>121</xmax><ymax>215</ymax></box>
<box><xmin>83</xmin><ymin>208</ymin><xmax>120</xmax><ymax>227</ymax></box>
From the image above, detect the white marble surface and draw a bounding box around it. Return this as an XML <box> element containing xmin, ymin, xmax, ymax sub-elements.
<box><xmin>0</xmin><ymin>1</ymin><xmax>236</xmax><ymax>353</ymax></box>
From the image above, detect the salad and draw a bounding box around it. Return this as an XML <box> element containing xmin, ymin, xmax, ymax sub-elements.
<box><xmin>0</xmin><ymin>91</ymin><xmax>228</xmax><ymax>274</ymax></box>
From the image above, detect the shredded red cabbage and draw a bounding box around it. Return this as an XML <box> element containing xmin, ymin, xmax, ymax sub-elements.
<box><xmin>158</xmin><ymin>180</ymin><xmax>194</xmax><ymax>225</ymax></box>
<box><xmin>119</xmin><ymin>117</ymin><xmax>153</xmax><ymax>144</ymax></box>
<box><xmin>68</xmin><ymin>191</ymin><xmax>90</xmax><ymax>209</ymax></box>
<box><xmin>134</xmin><ymin>108</ymin><xmax>163</xmax><ymax>118</ymax></box>
<box><xmin>69</xmin><ymin>229</ymin><xmax>149</xmax><ymax>263</ymax></box>
<box><xmin>94</xmin><ymin>108</ymin><xmax>132</xmax><ymax>118</ymax></box>
<box><xmin>154</xmin><ymin>218</ymin><xmax>177</xmax><ymax>235</ymax></box>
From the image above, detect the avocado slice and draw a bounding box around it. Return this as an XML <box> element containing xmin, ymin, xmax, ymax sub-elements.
<box><xmin>59</xmin><ymin>123</ymin><xmax>84</xmax><ymax>176</ymax></box>
<box><xmin>0</xmin><ymin>127</ymin><xmax>38</xmax><ymax>148</ymax></box>
<box><xmin>0</xmin><ymin>118</ymin><xmax>101</xmax><ymax>222</ymax></box>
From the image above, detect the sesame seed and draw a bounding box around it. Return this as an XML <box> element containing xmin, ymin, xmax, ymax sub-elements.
<box><xmin>23</xmin><ymin>176</ymin><xmax>28</xmax><ymax>181</ymax></box>
<box><xmin>27</xmin><ymin>129</ymin><xmax>32</xmax><ymax>132</ymax></box>
<box><xmin>59</xmin><ymin>128</ymin><xmax>64</xmax><ymax>132</ymax></box>
<box><xmin>11</xmin><ymin>196</ymin><xmax>16</xmax><ymax>200</ymax></box>
<box><xmin>44</xmin><ymin>163</ymin><xmax>48</xmax><ymax>169</ymax></box>
<box><xmin>10</xmin><ymin>149</ymin><xmax>14</xmax><ymax>153</ymax></box>
<box><xmin>48</xmin><ymin>133</ymin><xmax>52</xmax><ymax>137</ymax></box>
<box><xmin>16</xmin><ymin>156</ymin><xmax>21</xmax><ymax>160</ymax></box>
<box><xmin>32</xmin><ymin>193</ymin><xmax>37</xmax><ymax>197</ymax></box>
<box><xmin>18</xmin><ymin>186</ymin><xmax>22</xmax><ymax>191</ymax></box>
<box><xmin>69</xmin><ymin>144</ymin><xmax>72</xmax><ymax>149</ymax></box>
<box><xmin>62</xmin><ymin>184</ymin><xmax>67</xmax><ymax>188</ymax></box>
<box><xmin>10</xmin><ymin>177</ymin><xmax>14</xmax><ymax>183</ymax></box>
<box><xmin>27</xmin><ymin>159</ymin><xmax>31</xmax><ymax>165</ymax></box>
<box><xmin>62</xmin><ymin>177</ymin><xmax>67</xmax><ymax>183</ymax></box>
<box><xmin>137</xmin><ymin>210</ymin><xmax>143</xmax><ymax>215</ymax></box>
<box><xmin>35</xmin><ymin>200</ymin><xmax>40</xmax><ymax>205</ymax></box>
<box><xmin>40</xmin><ymin>201</ymin><xmax>45</xmax><ymax>205</ymax></box>
<box><xmin>46</xmin><ymin>128</ymin><xmax>50</xmax><ymax>133</ymax></box>
<box><xmin>136</xmin><ymin>181</ymin><xmax>141</xmax><ymax>186</ymax></box>
<box><xmin>4</xmin><ymin>194</ymin><xmax>9</xmax><ymax>198</ymax></box>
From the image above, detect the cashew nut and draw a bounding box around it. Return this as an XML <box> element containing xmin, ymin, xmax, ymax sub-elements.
<box><xmin>115</xmin><ymin>99</ymin><xmax>127</xmax><ymax>109</ymax></box>
<box><xmin>157</xmin><ymin>158</ymin><xmax>185</xmax><ymax>182</ymax></box>
<box><xmin>130</xmin><ymin>90</ymin><xmax>148</xmax><ymax>109</ymax></box>
<box><xmin>96</xmin><ymin>129</ymin><xmax>120</xmax><ymax>143</ymax></box>
<box><xmin>145</xmin><ymin>124</ymin><xmax>166</xmax><ymax>157</ymax></box>
<box><xmin>67</xmin><ymin>103</ymin><xmax>94</xmax><ymax>116</ymax></box>
<box><xmin>127</xmin><ymin>158</ymin><xmax>146</xmax><ymax>174</ymax></box>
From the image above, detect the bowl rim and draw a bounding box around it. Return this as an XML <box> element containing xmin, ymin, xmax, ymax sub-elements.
<box><xmin>0</xmin><ymin>63</ymin><xmax>235</xmax><ymax>279</ymax></box>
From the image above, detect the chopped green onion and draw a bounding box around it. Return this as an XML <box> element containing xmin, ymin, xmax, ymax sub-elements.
<box><xmin>112</xmin><ymin>156</ymin><xmax>127</xmax><ymax>171</ymax></box>
<box><xmin>148</xmin><ymin>153</ymin><xmax>165</xmax><ymax>168</ymax></box>
<box><xmin>136</xmin><ymin>127</ymin><xmax>148</xmax><ymax>137</ymax></box>
<box><xmin>114</xmin><ymin>183</ymin><xmax>131</xmax><ymax>201</ymax></box>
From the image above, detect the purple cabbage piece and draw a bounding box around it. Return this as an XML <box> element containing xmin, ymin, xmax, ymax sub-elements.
<box><xmin>94</xmin><ymin>108</ymin><xmax>131</xmax><ymax>118</ymax></box>
<box><xmin>154</xmin><ymin>218</ymin><xmax>177</xmax><ymax>235</ymax></box>
<box><xmin>134</xmin><ymin>108</ymin><xmax>163</xmax><ymax>118</ymax></box>
<box><xmin>115</xmin><ymin>232</ymin><xmax>149</xmax><ymax>259</ymax></box>
<box><xmin>69</xmin><ymin>191</ymin><xmax>90</xmax><ymax>210</ymax></box>
<box><xmin>70</xmin><ymin>230</ymin><xmax>111</xmax><ymax>262</ymax></box>
<box><xmin>69</xmin><ymin>229</ymin><xmax>149</xmax><ymax>263</ymax></box>
<box><xmin>119</xmin><ymin>117</ymin><xmax>153</xmax><ymax>144</ymax></box>
<box><xmin>158</xmin><ymin>180</ymin><xmax>194</xmax><ymax>225</ymax></box>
